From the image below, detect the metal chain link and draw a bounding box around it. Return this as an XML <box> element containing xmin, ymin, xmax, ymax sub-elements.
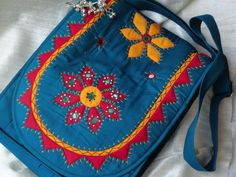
<box><xmin>66</xmin><ymin>0</ymin><xmax>116</xmax><ymax>18</ymax></box>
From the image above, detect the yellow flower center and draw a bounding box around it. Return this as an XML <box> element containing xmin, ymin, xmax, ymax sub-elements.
<box><xmin>80</xmin><ymin>86</ymin><xmax>102</xmax><ymax>108</ymax></box>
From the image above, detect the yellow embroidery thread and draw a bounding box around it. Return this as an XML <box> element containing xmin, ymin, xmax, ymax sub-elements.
<box><xmin>80</xmin><ymin>86</ymin><xmax>102</xmax><ymax>108</ymax></box>
<box><xmin>29</xmin><ymin>1</ymin><xmax>196</xmax><ymax>156</ymax></box>
<box><xmin>120</xmin><ymin>12</ymin><xmax>174</xmax><ymax>63</ymax></box>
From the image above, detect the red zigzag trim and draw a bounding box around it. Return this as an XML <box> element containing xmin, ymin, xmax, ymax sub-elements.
<box><xmin>149</xmin><ymin>54</ymin><xmax>203</xmax><ymax>122</ymax></box>
<box><xmin>19</xmin><ymin>2</ymin><xmax>205</xmax><ymax>170</ymax></box>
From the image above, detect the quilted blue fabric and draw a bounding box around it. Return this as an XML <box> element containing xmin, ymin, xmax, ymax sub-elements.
<box><xmin>0</xmin><ymin>0</ymin><xmax>222</xmax><ymax>176</ymax></box>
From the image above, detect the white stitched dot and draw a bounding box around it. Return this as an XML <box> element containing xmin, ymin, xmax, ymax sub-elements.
<box><xmin>147</xmin><ymin>72</ymin><xmax>156</xmax><ymax>79</ymax></box>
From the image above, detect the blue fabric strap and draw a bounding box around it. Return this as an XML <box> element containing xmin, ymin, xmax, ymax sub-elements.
<box><xmin>184</xmin><ymin>15</ymin><xmax>232</xmax><ymax>171</ymax></box>
<box><xmin>126</xmin><ymin>0</ymin><xmax>232</xmax><ymax>172</ymax></box>
<box><xmin>184</xmin><ymin>53</ymin><xmax>231</xmax><ymax>171</ymax></box>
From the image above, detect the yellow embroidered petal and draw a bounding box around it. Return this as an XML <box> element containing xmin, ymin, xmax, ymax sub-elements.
<box><xmin>133</xmin><ymin>13</ymin><xmax>147</xmax><ymax>35</ymax></box>
<box><xmin>152</xmin><ymin>37</ymin><xmax>174</xmax><ymax>49</ymax></box>
<box><xmin>128</xmin><ymin>42</ymin><xmax>145</xmax><ymax>58</ymax></box>
<box><xmin>147</xmin><ymin>44</ymin><xmax>161</xmax><ymax>63</ymax></box>
<box><xmin>149</xmin><ymin>23</ymin><xmax>161</xmax><ymax>36</ymax></box>
<box><xmin>120</xmin><ymin>28</ymin><xmax>142</xmax><ymax>41</ymax></box>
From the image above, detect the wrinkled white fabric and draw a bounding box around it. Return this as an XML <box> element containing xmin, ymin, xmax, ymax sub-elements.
<box><xmin>0</xmin><ymin>0</ymin><xmax>234</xmax><ymax>177</ymax></box>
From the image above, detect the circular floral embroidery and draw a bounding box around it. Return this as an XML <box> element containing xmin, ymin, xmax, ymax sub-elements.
<box><xmin>120</xmin><ymin>12</ymin><xmax>174</xmax><ymax>63</ymax></box>
<box><xmin>55</xmin><ymin>66</ymin><xmax>126</xmax><ymax>133</ymax></box>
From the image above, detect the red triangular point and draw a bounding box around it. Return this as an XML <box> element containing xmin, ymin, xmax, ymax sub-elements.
<box><xmin>131</xmin><ymin>125</ymin><xmax>148</xmax><ymax>144</ymax></box>
<box><xmin>110</xmin><ymin>143</ymin><xmax>131</xmax><ymax>161</ymax></box>
<box><xmin>175</xmin><ymin>69</ymin><xmax>191</xmax><ymax>85</ymax></box>
<box><xmin>27</xmin><ymin>68</ymin><xmax>40</xmax><ymax>84</ymax></box>
<box><xmin>39</xmin><ymin>50</ymin><xmax>55</xmax><ymax>66</ymax></box>
<box><xmin>85</xmin><ymin>14</ymin><xmax>94</xmax><ymax>23</ymax></box>
<box><xmin>69</xmin><ymin>13</ymin><xmax>95</xmax><ymax>36</ymax></box>
<box><xmin>41</xmin><ymin>133</ymin><xmax>60</xmax><ymax>150</ymax></box>
<box><xmin>20</xmin><ymin>88</ymin><xmax>32</xmax><ymax>107</ymax></box>
<box><xmin>54</xmin><ymin>36</ymin><xmax>70</xmax><ymax>49</ymax></box>
<box><xmin>69</xmin><ymin>24</ymin><xmax>84</xmax><ymax>36</ymax></box>
<box><xmin>62</xmin><ymin>148</ymin><xmax>83</xmax><ymax>165</ymax></box>
<box><xmin>188</xmin><ymin>54</ymin><xmax>203</xmax><ymax>68</ymax></box>
<box><xmin>150</xmin><ymin>106</ymin><xmax>165</xmax><ymax>122</ymax></box>
<box><xmin>86</xmin><ymin>156</ymin><xmax>107</xmax><ymax>170</ymax></box>
<box><xmin>162</xmin><ymin>88</ymin><xmax>176</xmax><ymax>104</ymax></box>
<box><xmin>25</xmin><ymin>111</ymin><xmax>40</xmax><ymax>130</ymax></box>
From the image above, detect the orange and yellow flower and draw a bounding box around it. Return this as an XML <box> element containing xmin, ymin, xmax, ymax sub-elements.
<box><xmin>120</xmin><ymin>12</ymin><xmax>174</xmax><ymax>63</ymax></box>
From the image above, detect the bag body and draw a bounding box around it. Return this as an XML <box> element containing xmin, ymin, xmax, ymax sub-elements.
<box><xmin>0</xmin><ymin>0</ymin><xmax>232</xmax><ymax>176</ymax></box>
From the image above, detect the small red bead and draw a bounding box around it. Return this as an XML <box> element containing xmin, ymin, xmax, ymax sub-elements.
<box><xmin>142</xmin><ymin>33</ymin><xmax>152</xmax><ymax>44</ymax></box>
<box><xmin>97</xmin><ymin>38</ymin><xmax>105</xmax><ymax>46</ymax></box>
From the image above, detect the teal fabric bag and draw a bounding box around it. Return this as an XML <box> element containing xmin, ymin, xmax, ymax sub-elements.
<box><xmin>0</xmin><ymin>0</ymin><xmax>232</xmax><ymax>176</ymax></box>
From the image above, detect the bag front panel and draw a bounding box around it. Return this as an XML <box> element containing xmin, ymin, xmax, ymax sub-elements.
<box><xmin>12</xmin><ymin>0</ymin><xmax>212</xmax><ymax>176</ymax></box>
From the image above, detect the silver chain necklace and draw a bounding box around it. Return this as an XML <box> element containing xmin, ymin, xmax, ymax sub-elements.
<box><xmin>66</xmin><ymin>0</ymin><xmax>116</xmax><ymax>19</ymax></box>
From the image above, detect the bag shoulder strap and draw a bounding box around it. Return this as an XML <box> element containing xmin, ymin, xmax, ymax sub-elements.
<box><xmin>126</xmin><ymin>0</ymin><xmax>232</xmax><ymax>172</ymax></box>
<box><xmin>184</xmin><ymin>15</ymin><xmax>232</xmax><ymax>171</ymax></box>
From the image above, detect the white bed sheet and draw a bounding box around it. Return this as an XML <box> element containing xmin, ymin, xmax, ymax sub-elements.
<box><xmin>0</xmin><ymin>0</ymin><xmax>235</xmax><ymax>177</ymax></box>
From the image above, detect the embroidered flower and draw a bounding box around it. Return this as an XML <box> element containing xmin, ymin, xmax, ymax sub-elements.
<box><xmin>120</xmin><ymin>12</ymin><xmax>174</xmax><ymax>63</ymax></box>
<box><xmin>55</xmin><ymin>66</ymin><xmax>126</xmax><ymax>133</ymax></box>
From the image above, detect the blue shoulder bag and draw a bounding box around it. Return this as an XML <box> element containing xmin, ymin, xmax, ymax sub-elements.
<box><xmin>0</xmin><ymin>0</ymin><xmax>232</xmax><ymax>176</ymax></box>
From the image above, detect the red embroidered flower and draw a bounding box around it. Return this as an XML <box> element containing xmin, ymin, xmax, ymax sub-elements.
<box><xmin>55</xmin><ymin>66</ymin><xmax>126</xmax><ymax>133</ymax></box>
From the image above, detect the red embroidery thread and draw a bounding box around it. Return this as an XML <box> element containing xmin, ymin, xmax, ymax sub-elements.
<box><xmin>55</xmin><ymin>66</ymin><xmax>126</xmax><ymax>133</ymax></box>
